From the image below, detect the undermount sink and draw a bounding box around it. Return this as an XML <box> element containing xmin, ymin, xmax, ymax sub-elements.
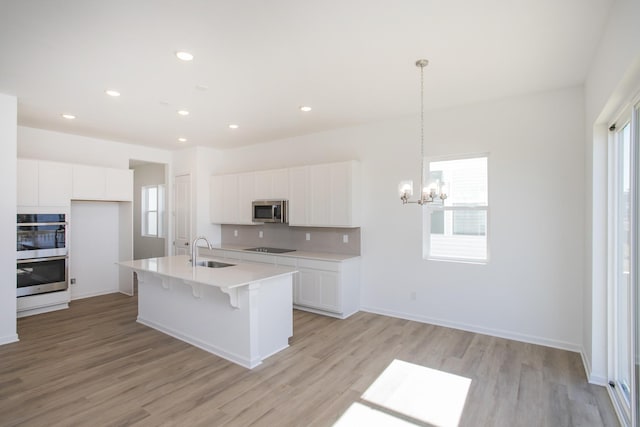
<box><xmin>195</xmin><ymin>260</ymin><xmax>235</xmax><ymax>268</ymax></box>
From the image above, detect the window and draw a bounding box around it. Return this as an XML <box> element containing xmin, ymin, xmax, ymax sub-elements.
<box><xmin>142</xmin><ymin>185</ymin><xmax>164</xmax><ymax>237</ymax></box>
<box><xmin>424</xmin><ymin>155</ymin><xmax>488</xmax><ymax>262</ymax></box>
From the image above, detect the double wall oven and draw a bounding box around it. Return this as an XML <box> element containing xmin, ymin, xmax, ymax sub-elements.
<box><xmin>17</xmin><ymin>213</ymin><xmax>68</xmax><ymax>297</ymax></box>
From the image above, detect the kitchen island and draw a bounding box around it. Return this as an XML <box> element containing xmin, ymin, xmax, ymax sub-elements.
<box><xmin>118</xmin><ymin>255</ymin><xmax>296</xmax><ymax>369</ymax></box>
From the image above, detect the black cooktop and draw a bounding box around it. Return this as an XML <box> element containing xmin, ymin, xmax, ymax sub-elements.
<box><xmin>244</xmin><ymin>247</ymin><xmax>296</xmax><ymax>254</ymax></box>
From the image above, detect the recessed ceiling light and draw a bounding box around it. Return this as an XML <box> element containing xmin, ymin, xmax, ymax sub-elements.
<box><xmin>177</xmin><ymin>110</ymin><xmax>189</xmax><ymax>116</ymax></box>
<box><xmin>299</xmin><ymin>106</ymin><xmax>312</xmax><ymax>112</ymax></box>
<box><xmin>178</xmin><ymin>137</ymin><xmax>187</xmax><ymax>143</ymax></box>
<box><xmin>229</xmin><ymin>124</ymin><xmax>239</xmax><ymax>129</ymax></box>
<box><xmin>176</xmin><ymin>51</ymin><xmax>194</xmax><ymax>61</ymax></box>
<box><xmin>105</xmin><ymin>89</ymin><xmax>120</xmax><ymax>97</ymax></box>
<box><xmin>61</xmin><ymin>114</ymin><xmax>76</xmax><ymax>120</ymax></box>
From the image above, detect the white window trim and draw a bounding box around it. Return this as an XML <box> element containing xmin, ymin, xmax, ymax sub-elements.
<box><xmin>141</xmin><ymin>184</ymin><xmax>164</xmax><ymax>238</ymax></box>
<box><xmin>423</xmin><ymin>153</ymin><xmax>490</xmax><ymax>264</ymax></box>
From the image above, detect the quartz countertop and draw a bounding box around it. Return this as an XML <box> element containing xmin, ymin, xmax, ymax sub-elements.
<box><xmin>118</xmin><ymin>255</ymin><xmax>296</xmax><ymax>289</ymax></box>
<box><xmin>209</xmin><ymin>244</ymin><xmax>360</xmax><ymax>262</ymax></box>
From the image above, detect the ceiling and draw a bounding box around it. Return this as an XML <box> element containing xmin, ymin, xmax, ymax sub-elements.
<box><xmin>0</xmin><ymin>0</ymin><xmax>612</xmax><ymax>150</ymax></box>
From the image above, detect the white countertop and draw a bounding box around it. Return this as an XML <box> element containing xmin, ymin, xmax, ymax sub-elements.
<box><xmin>118</xmin><ymin>255</ymin><xmax>296</xmax><ymax>289</ymax></box>
<box><xmin>211</xmin><ymin>244</ymin><xmax>360</xmax><ymax>262</ymax></box>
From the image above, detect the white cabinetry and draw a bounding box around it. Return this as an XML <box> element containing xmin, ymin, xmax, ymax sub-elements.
<box><xmin>254</xmin><ymin>169</ymin><xmax>289</xmax><ymax>200</ymax></box>
<box><xmin>17</xmin><ymin>159</ymin><xmax>39</xmax><ymax>206</ymax></box>
<box><xmin>210</xmin><ymin>173</ymin><xmax>255</xmax><ymax>225</ymax></box>
<box><xmin>206</xmin><ymin>249</ymin><xmax>360</xmax><ymax>319</ymax></box>
<box><xmin>72</xmin><ymin>165</ymin><xmax>133</xmax><ymax>201</ymax></box>
<box><xmin>17</xmin><ymin>159</ymin><xmax>72</xmax><ymax>207</ymax></box>
<box><xmin>289</xmin><ymin>161</ymin><xmax>360</xmax><ymax>227</ymax></box>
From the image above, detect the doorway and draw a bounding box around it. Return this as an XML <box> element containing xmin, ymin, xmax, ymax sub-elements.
<box><xmin>130</xmin><ymin>160</ymin><xmax>168</xmax><ymax>260</ymax></box>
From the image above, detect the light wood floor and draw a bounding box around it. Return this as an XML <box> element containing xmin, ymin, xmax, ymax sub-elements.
<box><xmin>0</xmin><ymin>293</ymin><xmax>618</xmax><ymax>426</ymax></box>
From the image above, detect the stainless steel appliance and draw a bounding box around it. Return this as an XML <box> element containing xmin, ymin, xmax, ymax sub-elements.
<box><xmin>16</xmin><ymin>214</ymin><xmax>68</xmax><ymax>297</ymax></box>
<box><xmin>252</xmin><ymin>200</ymin><xmax>288</xmax><ymax>224</ymax></box>
<box><xmin>244</xmin><ymin>247</ymin><xmax>296</xmax><ymax>254</ymax></box>
<box><xmin>17</xmin><ymin>256</ymin><xmax>68</xmax><ymax>297</ymax></box>
<box><xmin>17</xmin><ymin>214</ymin><xmax>67</xmax><ymax>259</ymax></box>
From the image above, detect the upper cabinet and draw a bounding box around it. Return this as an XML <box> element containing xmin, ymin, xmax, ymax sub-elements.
<box><xmin>293</xmin><ymin>161</ymin><xmax>361</xmax><ymax>227</ymax></box>
<box><xmin>253</xmin><ymin>168</ymin><xmax>289</xmax><ymax>200</ymax></box>
<box><xmin>210</xmin><ymin>172</ymin><xmax>255</xmax><ymax>225</ymax></box>
<box><xmin>17</xmin><ymin>159</ymin><xmax>133</xmax><ymax>207</ymax></box>
<box><xmin>210</xmin><ymin>161</ymin><xmax>360</xmax><ymax>227</ymax></box>
<box><xmin>17</xmin><ymin>159</ymin><xmax>72</xmax><ymax>207</ymax></box>
<box><xmin>72</xmin><ymin>165</ymin><xmax>133</xmax><ymax>201</ymax></box>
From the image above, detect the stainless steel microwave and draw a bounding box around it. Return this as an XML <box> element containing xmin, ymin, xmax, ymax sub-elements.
<box><xmin>252</xmin><ymin>200</ymin><xmax>288</xmax><ymax>224</ymax></box>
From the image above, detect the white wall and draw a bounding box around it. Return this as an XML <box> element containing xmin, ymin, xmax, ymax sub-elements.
<box><xmin>69</xmin><ymin>201</ymin><xmax>120</xmax><ymax>299</ymax></box>
<box><xmin>0</xmin><ymin>93</ymin><xmax>18</xmax><ymax>345</ymax></box>
<box><xmin>583</xmin><ymin>0</ymin><xmax>640</xmax><ymax>383</ymax></box>
<box><xmin>215</xmin><ymin>86</ymin><xmax>586</xmax><ymax>350</ymax></box>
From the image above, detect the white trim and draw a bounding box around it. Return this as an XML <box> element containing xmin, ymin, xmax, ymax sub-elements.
<box><xmin>580</xmin><ymin>348</ymin><xmax>608</xmax><ymax>385</ymax></box>
<box><xmin>361</xmin><ymin>305</ymin><xmax>581</xmax><ymax>352</ymax></box>
<box><xmin>0</xmin><ymin>334</ymin><xmax>19</xmax><ymax>346</ymax></box>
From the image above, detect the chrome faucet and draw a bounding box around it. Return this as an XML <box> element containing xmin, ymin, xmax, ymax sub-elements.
<box><xmin>191</xmin><ymin>236</ymin><xmax>213</xmax><ymax>267</ymax></box>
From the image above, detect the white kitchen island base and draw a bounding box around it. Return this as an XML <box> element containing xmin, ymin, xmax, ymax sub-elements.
<box><xmin>120</xmin><ymin>256</ymin><xmax>295</xmax><ymax>369</ymax></box>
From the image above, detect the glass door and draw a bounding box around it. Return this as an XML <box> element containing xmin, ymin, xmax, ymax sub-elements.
<box><xmin>609</xmin><ymin>101</ymin><xmax>638</xmax><ymax>426</ymax></box>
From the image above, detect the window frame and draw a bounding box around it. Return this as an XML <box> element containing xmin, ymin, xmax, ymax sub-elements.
<box><xmin>423</xmin><ymin>153</ymin><xmax>490</xmax><ymax>264</ymax></box>
<box><xmin>141</xmin><ymin>184</ymin><xmax>164</xmax><ymax>238</ymax></box>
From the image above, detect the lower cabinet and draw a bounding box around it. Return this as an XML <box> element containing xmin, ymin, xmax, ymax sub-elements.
<box><xmin>204</xmin><ymin>248</ymin><xmax>360</xmax><ymax>319</ymax></box>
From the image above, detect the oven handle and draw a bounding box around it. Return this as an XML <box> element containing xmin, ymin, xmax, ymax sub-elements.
<box><xmin>17</xmin><ymin>256</ymin><xmax>68</xmax><ymax>264</ymax></box>
<box><xmin>17</xmin><ymin>222</ymin><xmax>67</xmax><ymax>226</ymax></box>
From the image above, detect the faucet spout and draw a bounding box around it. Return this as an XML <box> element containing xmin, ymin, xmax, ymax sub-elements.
<box><xmin>191</xmin><ymin>236</ymin><xmax>213</xmax><ymax>267</ymax></box>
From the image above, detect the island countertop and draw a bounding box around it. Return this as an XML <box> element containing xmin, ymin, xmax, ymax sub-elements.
<box><xmin>118</xmin><ymin>255</ymin><xmax>296</xmax><ymax>289</ymax></box>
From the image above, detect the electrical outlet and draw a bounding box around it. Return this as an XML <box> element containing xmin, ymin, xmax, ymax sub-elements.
<box><xmin>343</xmin><ymin>234</ymin><xmax>349</xmax><ymax>243</ymax></box>
<box><xmin>259</xmin><ymin>231</ymin><xmax>264</xmax><ymax>238</ymax></box>
<box><xmin>70</xmin><ymin>278</ymin><xmax>76</xmax><ymax>285</ymax></box>
<box><xmin>234</xmin><ymin>229</ymin><xmax>238</xmax><ymax>237</ymax></box>
<box><xmin>305</xmin><ymin>233</ymin><xmax>311</xmax><ymax>241</ymax></box>
<box><xmin>410</xmin><ymin>291</ymin><xmax>417</xmax><ymax>301</ymax></box>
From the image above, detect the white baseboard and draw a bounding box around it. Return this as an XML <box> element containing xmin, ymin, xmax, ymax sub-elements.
<box><xmin>579</xmin><ymin>348</ymin><xmax>608</xmax><ymax>386</ymax></box>
<box><xmin>360</xmin><ymin>305</ymin><xmax>581</xmax><ymax>353</ymax></box>
<box><xmin>71</xmin><ymin>289</ymin><xmax>119</xmax><ymax>301</ymax></box>
<box><xmin>0</xmin><ymin>334</ymin><xmax>19</xmax><ymax>346</ymax></box>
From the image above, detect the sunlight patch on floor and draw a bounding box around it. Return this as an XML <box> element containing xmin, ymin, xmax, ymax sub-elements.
<box><xmin>334</xmin><ymin>359</ymin><xmax>472</xmax><ymax>427</ymax></box>
<box><xmin>333</xmin><ymin>402</ymin><xmax>421</xmax><ymax>426</ymax></box>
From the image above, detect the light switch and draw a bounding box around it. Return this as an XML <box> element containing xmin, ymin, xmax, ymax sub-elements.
<box><xmin>234</xmin><ymin>229</ymin><xmax>238</xmax><ymax>237</ymax></box>
<box><xmin>343</xmin><ymin>234</ymin><xmax>349</xmax><ymax>243</ymax></box>
<box><xmin>259</xmin><ymin>231</ymin><xmax>264</xmax><ymax>238</ymax></box>
<box><xmin>305</xmin><ymin>233</ymin><xmax>311</xmax><ymax>241</ymax></box>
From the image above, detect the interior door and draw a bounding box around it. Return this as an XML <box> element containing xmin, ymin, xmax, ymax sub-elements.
<box><xmin>174</xmin><ymin>174</ymin><xmax>191</xmax><ymax>255</ymax></box>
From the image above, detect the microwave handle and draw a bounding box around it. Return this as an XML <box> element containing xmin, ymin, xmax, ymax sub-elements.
<box><xmin>273</xmin><ymin>205</ymin><xmax>277</xmax><ymax>219</ymax></box>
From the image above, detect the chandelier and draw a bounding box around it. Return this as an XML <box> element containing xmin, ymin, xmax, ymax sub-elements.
<box><xmin>399</xmin><ymin>59</ymin><xmax>447</xmax><ymax>205</ymax></box>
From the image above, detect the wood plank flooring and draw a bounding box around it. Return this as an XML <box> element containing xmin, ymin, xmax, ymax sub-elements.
<box><xmin>0</xmin><ymin>293</ymin><xmax>619</xmax><ymax>426</ymax></box>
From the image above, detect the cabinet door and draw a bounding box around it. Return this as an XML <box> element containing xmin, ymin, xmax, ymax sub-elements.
<box><xmin>309</xmin><ymin>164</ymin><xmax>331</xmax><ymax>225</ymax></box>
<box><xmin>105</xmin><ymin>168</ymin><xmax>133</xmax><ymax>201</ymax></box>
<box><xmin>210</xmin><ymin>175</ymin><xmax>224</xmax><ymax>223</ymax></box>
<box><xmin>254</xmin><ymin>169</ymin><xmax>289</xmax><ymax>200</ymax></box>
<box><xmin>72</xmin><ymin>165</ymin><xmax>106</xmax><ymax>200</ymax></box>
<box><xmin>38</xmin><ymin>161</ymin><xmax>72</xmax><ymax>206</ymax></box>
<box><xmin>237</xmin><ymin>172</ymin><xmax>255</xmax><ymax>224</ymax></box>
<box><xmin>297</xmin><ymin>268</ymin><xmax>321</xmax><ymax>308</ymax></box>
<box><xmin>271</xmin><ymin>168</ymin><xmax>289</xmax><ymax>199</ymax></box>
<box><xmin>288</xmin><ymin>166</ymin><xmax>309</xmax><ymax>226</ymax></box>
<box><xmin>17</xmin><ymin>159</ymin><xmax>39</xmax><ymax>206</ymax></box>
<box><xmin>318</xmin><ymin>270</ymin><xmax>341</xmax><ymax>313</ymax></box>
<box><xmin>222</xmin><ymin>174</ymin><xmax>239</xmax><ymax>223</ymax></box>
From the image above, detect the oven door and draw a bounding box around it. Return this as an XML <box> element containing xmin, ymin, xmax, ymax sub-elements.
<box><xmin>17</xmin><ymin>221</ymin><xmax>67</xmax><ymax>259</ymax></box>
<box><xmin>16</xmin><ymin>256</ymin><xmax>68</xmax><ymax>297</ymax></box>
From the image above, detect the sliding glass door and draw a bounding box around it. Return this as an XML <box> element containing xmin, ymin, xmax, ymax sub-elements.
<box><xmin>609</xmin><ymin>101</ymin><xmax>638</xmax><ymax>426</ymax></box>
